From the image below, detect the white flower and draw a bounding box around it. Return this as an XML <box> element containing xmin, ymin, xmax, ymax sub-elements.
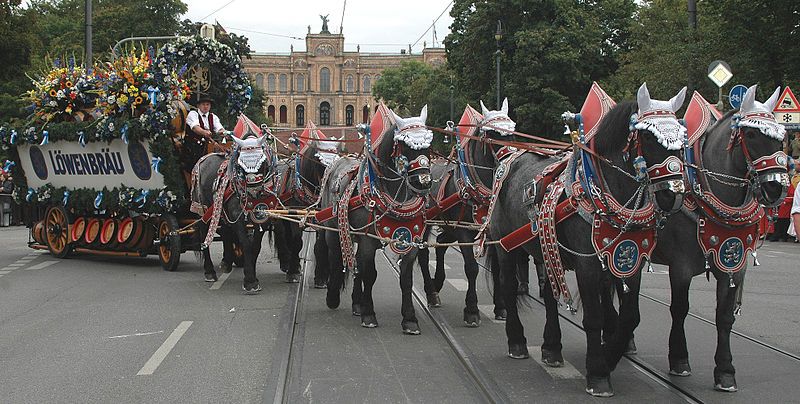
<box><xmin>49</xmin><ymin>100</ymin><xmax>57</xmax><ymax>107</ymax></box>
<box><xmin>108</xmin><ymin>95</ymin><xmax>116</xmax><ymax>104</ymax></box>
<box><xmin>56</xmin><ymin>90</ymin><xmax>65</xmax><ymax>98</ymax></box>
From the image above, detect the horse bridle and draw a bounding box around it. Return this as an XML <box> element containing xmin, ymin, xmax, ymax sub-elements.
<box><xmin>727</xmin><ymin>113</ymin><xmax>789</xmax><ymax>206</ymax></box>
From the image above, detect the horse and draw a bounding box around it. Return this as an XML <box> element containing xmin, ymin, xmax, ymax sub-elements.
<box><xmin>649</xmin><ymin>85</ymin><xmax>788</xmax><ymax>392</ymax></box>
<box><xmin>190</xmin><ymin>114</ymin><xmax>300</xmax><ymax>292</ymax></box>
<box><xmin>487</xmin><ymin>83</ymin><xmax>688</xmax><ymax>396</ymax></box>
<box><xmin>317</xmin><ymin>103</ymin><xmax>433</xmax><ymax>334</ymax></box>
<box><xmin>418</xmin><ymin>99</ymin><xmax>518</xmax><ymax>325</ymax></box>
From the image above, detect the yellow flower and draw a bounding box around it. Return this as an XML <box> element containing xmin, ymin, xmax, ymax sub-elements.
<box><xmin>118</xmin><ymin>94</ymin><xmax>129</xmax><ymax>104</ymax></box>
<box><xmin>65</xmin><ymin>81</ymin><xmax>73</xmax><ymax>87</ymax></box>
<box><xmin>49</xmin><ymin>89</ymin><xmax>57</xmax><ymax>97</ymax></box>
<box><xmin>134</xmin><ymin>96</ymin><xmax>143</xmax><ymax>105</ymax></box>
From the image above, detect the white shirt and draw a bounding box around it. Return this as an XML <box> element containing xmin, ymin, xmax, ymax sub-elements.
<box><xmin>792</xmin><ymin>184</ymin><xmax>800</xmax><ymax>215</ymax></box>
<box><xmin>186</xmin><ymin>110</ymin><xmax>225</xmax><ymax>134</ymax></box>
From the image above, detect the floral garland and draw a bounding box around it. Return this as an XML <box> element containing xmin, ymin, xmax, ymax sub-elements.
<box><xmin>24</xmin><ymin>57</ymin><xmax>103</xmax><ymax>123</ymax></box>
<box><xmin>153</xmin><ymin>36</ymin><xmax>252</xmax><ymax>115</ymax></box>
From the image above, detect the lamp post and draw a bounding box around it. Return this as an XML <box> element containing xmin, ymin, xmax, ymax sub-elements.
<box><xmin>494</xmin><ymin>20</ymin><xmax>502</xmax><ymax>109</ymax></box>
<box><xmin>445</xmin><ymin>83</ymin><xmax>454</xmax><ymax>143</ymax></box>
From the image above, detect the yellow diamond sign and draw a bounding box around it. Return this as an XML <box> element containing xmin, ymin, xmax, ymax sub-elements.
<box><xmin>708</xmin><ymin>61</ymin><xmax>733</xmax><ymax>87</ymax></box>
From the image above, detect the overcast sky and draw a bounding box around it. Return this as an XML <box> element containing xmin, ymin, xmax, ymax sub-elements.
<box><xmin>181</xmin><ymin>0</ymin><xmax>454</xmax><ymax>54</ymax></box>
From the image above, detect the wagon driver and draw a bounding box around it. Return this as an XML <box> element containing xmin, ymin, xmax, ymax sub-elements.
<box><xmin>182</xmin><ymin>96</ymin><xmax>227</xmax><ymax>181</ymax></box>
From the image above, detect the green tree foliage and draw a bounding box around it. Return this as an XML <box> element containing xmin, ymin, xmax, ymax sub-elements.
<box><xmin>0</xmin><ymin>1</ymin><xmax>42</xmax><ymax>120</ymax></box>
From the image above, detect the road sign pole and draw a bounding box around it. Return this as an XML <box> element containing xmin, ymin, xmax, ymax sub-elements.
<box><xmin>718</xmin><ymin>87</ymin><xmax>724</xmax><ymax>111</ymax></box>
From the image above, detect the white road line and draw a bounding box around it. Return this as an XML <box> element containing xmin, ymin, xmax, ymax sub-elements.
<box><xmin>477</xmin><ymin>305</ymin><xmax>504</xmax><ymax>324</ymax></box>
<box><xmin>209</xmin><ymin>271</ymin><xmax>232</xmax><ymax>290</ymax></box>
<box><xmin>528</xmin><ymin>345</ymin><xmax>583</xmax><ymax>379</ymax></box>
<box><xmin>17</xmin><ymin>258</ymin><xmax>34</xmax><ymax>262</ymax></box>
<box><xmin>447</xmin><ymin>278</ymin><xmax>468</xmax><ymax>292</ymax></box>
<box><xmin>25</xmin><ymin>261</ymin><xmax>59</xmax><ymax>271</ymax></box>
<box><xmin>0</xmin><ymin>270</ymin><xmax>11</xmax><ymax>275</ymax></box>
<box><xmin>8</xmin><ymin>263</ymin><xmax>24</xmax><ymax>267</ymax></box>
<box><xmin>108</xmin><ymin>330</ymin><xmax>164</xmax><ymax>339</ymax></box>
<box><xmin>137</xmin><ymin>321</ymin><xmax>193</xmax><ymax>376</ymax></box>
<box><xmin>427</xmin><ymin>261</ymin><xmax>452</xmax><ymax>271</ymax></box>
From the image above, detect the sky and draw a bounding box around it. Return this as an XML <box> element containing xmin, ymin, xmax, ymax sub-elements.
<box><xmin>181</xmin><ymin>0</ymin><xmax>454</xmax><ymax>54</ymax></box>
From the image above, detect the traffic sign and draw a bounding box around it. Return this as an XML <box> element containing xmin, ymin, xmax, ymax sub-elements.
<box><xmin>773</xmin><ymin>86</ymin><xmax>800</xmax><ymax>112</ymax></box>
<box><xmin>707</xmin><ymin>60</ymin><xmax>733</xmax><ymax>87</ymax></box>
<box><xmin>729</xmin><ymin>84</ymin><xmax>747</xmax><ymax>109</ymax></box>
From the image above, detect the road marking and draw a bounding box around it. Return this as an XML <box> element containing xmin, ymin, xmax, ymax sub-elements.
<box><xmin>137</xmin><ymin>321</ymin><xmax>193</xmax><ymax>376</ymax></box>
<box><xmin>427</xmin><ymin>261</ymin><xmax>452</xmax><ymax>271</ymax></box>
<box><xmin>447</xmin><ymin>278</ymin><xmax>468</xmax><ymax>291</ymax></box>
<box><xmin>0</xmin><ymin>270</ymin><xmax>11</xmax><ymax>275</ymax></box>
<box><xmin>8</xmin><ymin>263</ymin><xmax>24</xmax><ymax>267</ymax></box>
<box><xmin>17</xmin><ymin>258</ymin><xmax>34</xmax><ymax>262</ymax></box>
<box><xmin>478</xmin><ymin>305</ymin><xmax>504</xmax><ymax>324</ymax></box>
<box><xmin>209</xmin><ymin>271</ymin><xmax>232</xmax><ymax>290</ymax></box>
<box><xmin>528</xmin><ymin>345</ymin><xmax>583</xmax><ymax>379</ymax></box>
<box><xmin>108</xmin><ymin>330</ymin><xmax>165</xmax><ymax>339</ymax></box>
<box><xmin>25</xmin><ymin>261</ymin><xmax>59</xmax><ymax>271</ymax></box>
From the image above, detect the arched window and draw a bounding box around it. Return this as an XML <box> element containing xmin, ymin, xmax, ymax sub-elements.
<box><xmin>267</xmin><ymin>105</ymin><xmax>276</xmax><ymax>122</ymax></box>
<box><xmin>346</xmin><ymin>75</ymin><xmax>354</xmax><ymax>93</ymax></box>
<box><xmin>255</xmin><ymin>73</ymin><xmax>264</xmax><ymax>89</ymax></box>
<box><xmin>362</xmin><ymin>105</ymin><xmax>370</xmax><ymax>124</ymax></box>
<box><xmin>296</xmin><ymin>105</ymin><xmax>305</xmax><ymax>127</ymax></box>
<box><xmin>320</xmin><ymin>67</ymin><xmax>331</xmax><ymax>93</ymax></box>
<box><xmin>279</xmin><ymin>74</ymin><xmax>288</xmax><ymax>92</ymax></box>
<box><xmin>362</xmin><ymin>75</ymin><xmax>371</xmax><ymax>93</ymax></box>
<box><xmin>296</xmin><ymin>74</ymin><xmax>305</xmax><ymax>92</ymax></box>
<box><xmin>320</xmin><ymin>101</ymin><xmax>330</xmax><ymax>125</ymax></box>
<box><xmin>279</xmin><ymin>105</ymin><xmax>288</xmax><ymax>123</ymax></box>
<box><xmin>267</xmin><ymin>74</ymin><xmax>276</xmax><ymax>92</ymax></box>
<box><xmin>375</xmin><ymin>74</ymin><xmax>381</xmax><ymax>84</ymax></box>
<box><xmin>345</xmin><ymin>105</ymin><xmax>354</xmax><ymax>126</ymax></box>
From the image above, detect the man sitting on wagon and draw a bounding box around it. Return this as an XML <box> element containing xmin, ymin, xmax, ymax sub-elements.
<box><xmin>181</xmin><ymin>96</ymin><xmax>227</xmax><ymax>184</ymax></box>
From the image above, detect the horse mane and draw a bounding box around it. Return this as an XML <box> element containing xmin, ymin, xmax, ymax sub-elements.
<box><xmin>707</xmin><ymin>108</ymin><xmax>737</xmax><ymax>136</ymax></box>
<box><xmin>592</xmin><ymin>101</ymin><xmax>637</xmax><ymax>156</ymax></box>
<box><xmin>375</xmin><ymin>120</ymin><xmax>398</xmax><ymax>161</ymax></box>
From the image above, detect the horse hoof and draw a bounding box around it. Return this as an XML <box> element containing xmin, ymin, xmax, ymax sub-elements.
<box><xmin>361</xmin><ymin>314</ymin><xmax>378</xmax><ymax>328</ymax></box>
<box><xmin>669</xmin><ymin>359</ymin><xmax>691</xmax><ymax>377</ymax></box>
<box><xmin>427</xmin><ymin>292</ymin><xmax>442</xmax><ymax>308</ymax></box>
<box><xmin>326</xmin><ymin>293</ymin><xmax>340</xmax><ymax>309</ymax></box>
<box><xmin>714</xmin><ymin>372</ymin><xmax>738</xmax><ymax>392</ymax></box>
<box><xmin>624</xmin><ymin>338</ymin><xmax>637</xmax><ymax>355</ymax></box>
<box><xmin>218</xmin><ymin>261</ymin><xmax>233</xmax><ymax>274</ymax></box>
<box><xmin>541</xmin><ymin>348</ymin><xmax>564</xmax><ymax>368</ymax></box>
<box><xmin>463</xmin><ymin>311</ymin><xmax>481</xmax><ymax>328</ymax></box>
<box><xmin>204</xmin><ymin>272</ymin><xmax>218</xmax><ymax>282</ymax></box>
<box><xmin>586</xmin><ymin>376</ymin><xmax>614</xmax><ymax>397</ymax></box>
<box><xmin>242</xmin><ymin>283</ymin><xmax>262</xmax><ymax>295</ymax></box>
<box><xmin>517</xmin><ymin>282</ymin><xmax>529</xmax><ymax>296</ymax></box>
<box><xmin>285</xmin><ymin>273</ymin><xmax>301</xmax><ymax>283</ymax></box>
<box><xmin>313</xmin><ymin>279</ymin><xmax>328</xmax><ymax>289</ymax></box>
<box><xmin>507</xmin><ymin>343</ymin><xmax>529</xmax><ymax>359</ymax></box>
<box><xmin>401</xmin><ymin>321</ymin><xmax>421</xmax><ymax>335</ymax></box>
<box><xmin>279</xmin><ymin>266</ymin><xmax>288</xmax><ymax>273</ymax></box>
<box><xmin>494</xmin><ymin>309</ymin><xmax>507</xmax><ymax>321</ymax></box>
<box><xmin>351</xmin><ymin>303</ymin><xmax>361</xmax><ymax>316</ymax></box>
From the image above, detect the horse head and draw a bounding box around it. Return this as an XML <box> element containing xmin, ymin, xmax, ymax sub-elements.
<box><xmin>229</xmin><ymin>116</ymin><xmax>274</xmax><ymax>191</ymax></box>
<box><xmin>387</xmin><ymin>105</ymin><xmax>433</xmax><ymax>194</ymax></box>
<box><xmin>480</xmin><ymin>98</ymin><xmax>516</xmax><ymax>137</ymax></box>
<box><xmin>725</xmin><ymin>85</ymin><xmax>788</xmax><ymax>206</ymax></box>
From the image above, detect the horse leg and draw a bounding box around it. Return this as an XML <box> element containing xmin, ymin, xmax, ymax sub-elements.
<box><xmin>357</xmin><ymin>240</ymin><xmax>379</xmax><ymax>328</ymax></box>
<box><xmin>575</xmin><ymin>265</ymin><xmax>613</xmax><ymax>397</ymax></box>
<box><xmin>667</xmin><ymin>265</ymin><xmax>693</xmax><ymax>376</ymax></box>
<box><xmin>459</xmin><ymin>233</ymin><xmax>480</xmax><ymax>327</ymax></box>
<box><xmin>219</xmin><ymin>226</ymin><xmax>235</xmax><ymax>273</ymax></box>
<box><xmin>272</xmin><ymin>220</ymin><xmax>291</xmax><ymax>273</ymax></box>
<box><xmin>516</xmin><ymin>250</ymin><xmax>530</xmax><ymax>295</ymax></box>
<box><xmin>600</xmin><ymin>275</ymin><xmax>619</xmax><ymax>345</ymax></box>
<box><xmin>313</xmin><ymin>231</ymin><xmax>330</xmax><ymax>289</ymax></box>
<box><xmin>535</xmin><ymin>261</ymin><xmax>547</xmax><ymax>297</ymax></box>
<box><xmin>416</xmin><ymin>247</ymin><xmax>438</xmax><ymax>307</ymax></box>
<box><xmin>490</xmin><ymin>248</ymin><xmax>507</xmax><ymax>320</ymax></box>
<box><xmin>495</xmin><ymin>247</ymin><xmax>528</xmax><ymax>359</ymax></box>
<box><xmin>325</xmin><ymin>230</ymin><xmax>344</xmax><ymax>309</ymax></box>
<box><xmin>351</xmin><ymin>270</ymin><xmax>363</xmax><ymax>316</ymax></box>
<box><xmin>284</xmin><ymin>223</ymin><xmax>302</xmax><ymax>283</ymax></box>
<box><xmin>434</xmin><ymin>232</ymin><xmax>453</xmax><ymax>292</ymax></box>
<box><xmin>197</xmin><ymin>222</ymin><xmax>217</xmax><ymax>282</ymax></box>
<box><xmin>712</xmin><ymin>269</ymin><xmax>742</xmax><ymax>392</ymax></box>
<box><xmin>237</xmin><ymin>222</ymin><xmax>261</xmax><ymax>294</ymax></box>
<box><xmin>604</xmin><ymin>273</ymin><xmax>641</xmax><ymax>371</ymax></box>
<box><xmin>540</xmin><ymin>275</ymin><xmax>564</xmax><ymax>367</ymax></box>
<box><xmin>399</xmin><ymin>248</ymin><xmax>421</xmax><ymax>335</ymax></box>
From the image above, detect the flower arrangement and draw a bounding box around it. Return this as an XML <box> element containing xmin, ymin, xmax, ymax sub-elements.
<box><xmin>24</xmin><ymin>57</ymin><xmax>102</xmax><ymax>123</ymax></box>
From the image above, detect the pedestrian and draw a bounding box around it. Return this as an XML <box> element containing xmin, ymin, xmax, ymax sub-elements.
<box><xmin>789</xmin><ymin>131</ymin><xmax>800</xmax><ymax>160</ymax></box>
<box><xmin>789</xmin><ymin>179</ymin><xmax>800</xmax><ymax>243</ymax></box>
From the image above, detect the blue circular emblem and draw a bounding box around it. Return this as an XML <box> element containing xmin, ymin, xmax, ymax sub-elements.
<box><xmin>29</xmin><ymin>146</ymin><xmax>48</xmax><ymax>180</ymax></box>
<box><xmin>390</xmin><ymin>227</ymin><xmax>413</xmax><ymax>254</ymax></box>
<box><xmin>612</xmin><ymin>239</ymin><xmax>639</xmax><ymax>275</ymax></box>
<box><xmin>127</xmin><ymin>142</ymin><xmax>151</xmax><ymax>180</ymax></box>
<box><xmin>719</xmin><ymin>237</ymin><xmax>744</xmax><ymax>269</ymax></box>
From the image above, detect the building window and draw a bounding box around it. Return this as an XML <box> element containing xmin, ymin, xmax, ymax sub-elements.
<box><xmin>267</xmin><ymin>74</ymin><xmax>276</xmax><ymax>92</ymax></box>
<box><xmin>362</xmin><ymin>75</ymin><xmax>371</xmax><ymax>93</ymax></box>
<box><xmin>279</xmin><ymin>105</ymin><xmax>288</xmax><ymax>123</ymax></box>
<box><xmin>255</xmin><ymin>73</ymin><xmax>264</xmax><ymax>89</ymax></box>
<box><xmin>320</xmin><ymin>67</ymin><xmax>331</xmax><ymax>93</ymax></box>
<box><xmin>375</xmin><ymin>74</ymin><xmax>381</xmax><ymax>83</ymax></box>
<box><xmin>296</xmin><ymin>105</ymin><xmax>305</xmax><ymax>126</ymax></box>
<box><xmin>279</xmin><ymin>74</ymin><xmax>288</xmax><ymax>93</ymax></box>
<box><xmin>362</xmin><ymin>105</ymin><xmax>370</xmax><ymax>124</ymax></box>
<box><xmin>320</xmin><ymin>101</ymin><xmax>330</xmax><ymax>125</ymax></box>
<box><xmin>345</xmin><ymin>105</ymin><xmax>354</xmax><ymax>126</ymax></box>
<box><xmin>296</xmin><ymin>74</ymin><xmax>305</xmax><ymax>92</ymax></box>
<box><xmin>346</xmin><ymin>75</ymin><xmax>354</xmax><ymax>93</ymax></box>
<box><xmin>267</xmin><ymin>105</ymin><xmax>276</xmax><ymax>122</ymax></box>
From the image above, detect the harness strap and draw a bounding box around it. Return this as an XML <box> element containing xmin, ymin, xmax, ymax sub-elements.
<box><xmin>338</xmin><ymin>179</ymin><xmax>360</xmax><ymax>269</ymax></box>
<box><xmin>539</xmin><ymin>182</ymin><xmax>574</xmax><ymax>306</ymax></box>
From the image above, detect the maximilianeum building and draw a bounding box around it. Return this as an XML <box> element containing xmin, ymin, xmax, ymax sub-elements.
<box><xmin>242</xmin><ymin>23</ymin><xmax>446</xmax><ymax>129</ymax></box>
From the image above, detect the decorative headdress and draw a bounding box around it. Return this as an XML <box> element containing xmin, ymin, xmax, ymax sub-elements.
<box><xmin>479</xmin><ymin>98</ymin><xmax>516</xmax><ymax>135</ymax></box>
<box><xmin>736</xmin><ymin>85</ymin><xmax>785</xmax><ymax>141</ymax></box>
<box><xmin>633</xmin><ymin>82</ymin><xmax>687</xmax><ymax>150</ymax></box>
<box><xmin>389</xmin><ymin>105</ymin><xmax>434</xmax><ymax>150</ymax></box>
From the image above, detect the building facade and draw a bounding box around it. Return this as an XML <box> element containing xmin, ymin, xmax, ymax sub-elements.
<box><xmin>242</xmin><ymin>25</ymin><xmax>446</xmax><ymax>128</ymax></box>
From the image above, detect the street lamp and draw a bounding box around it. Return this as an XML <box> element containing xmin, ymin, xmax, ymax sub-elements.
<box><xmin>495</xmin><ymin>20</ymin><xmax>502</xmax><ymax>109</ymax></box>
<box><xmin>445</xmin><ymin>83</ymin><xmax>454</xmax><ymax>144</ymax></box>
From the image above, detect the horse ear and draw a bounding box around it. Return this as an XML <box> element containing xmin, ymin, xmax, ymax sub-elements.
<box><xmin>670</xmin><ymin>86</ymin><xmax>688</xmax><ymax>112</ymax></box>
<box><xmin>764</xmin><ymin>87</ymin><xmax>782</xmax><ymax>112</ymax></box>
<box><xmin>480</xmin><ymin>100</ymin><xmax>490</xmax><ymax>116</ymax></box>
<box><xmin>390</xmin><ymin>108</ymin><xmax>405</xmax><ymax>127</ymax></box>
<box><xmin>258</xmin><ymin>134</ymin><xmax>269</xmax><ymax>146</ymax></box>
<box><xmin>230</xmin><ymin>135</ymin><xmax>245</xmax><ymax>148</ymax></box>
<box><xmin>741</xmin><ymin>85</ymin><xmax>758</xmax><ymax>112</ymax></box>
<box><xmin>501</xmin><ymin>97</ymin><xmax>509</xmax><ymax>114</ymax></box>
<box><xmin>637</xmin><ymin>82</ymin><xmax>651</xmax><ymax>112</ymax></box>
<box><xmin>420</xmin><ymin>104</ymin><xmax>428</xmax><ymax>124</ymax></box>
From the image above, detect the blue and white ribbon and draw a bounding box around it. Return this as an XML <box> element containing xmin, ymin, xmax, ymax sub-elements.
<box><xmin>26</xmin><ymin>188</ymin><xmax>35</xmax><ymax>202</ymax></box>
<box><xmin>151</xmin><ymin>157</ymin><xmax>162</xmax><ymax>173</ymax></box>
<box><xmin>78</xmin><ymin>131</ymin><xmax>86</xmax><ymax>147</ymax></box>
<box><xmin>94</xmin><ymin>191</ymin><xmax>103</xmax><ymax>209</ymax></box>
<box><xmin>40</xmin><ymin>130</ymin><xmax>49</xmax><ymax>145</ymax></box>
<box><xmin>135</xmin><ymin>189</ymin><xmax>150</xmax><ymax>208</ymax></box>
<box><xmin>3</xmin><ymin>160</ymin><xmax>15</xmax><ymax>173</ymax></box>
<box><xmin>10</xmin><ymin>130</ymin><xmax>17</xmax><ymax>144</ymax></box>
<box><xmin>62</xmin><ymin>190</ymin><xmax>70</xmax><ymax>207</ymax></box>
<box><xmin>147</xmin><ymin>86</ymin><xmax>161</xmax><ymax>106</ymax></box>
<box><xmin>120</xmin><ymin>124</ymin><xmax>129</xmax><ymax>144</ymax></box>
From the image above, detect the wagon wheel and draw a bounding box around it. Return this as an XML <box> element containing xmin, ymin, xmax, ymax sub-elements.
<box><xmin>158</xmin><ymin>214</ymin><xmax>181</xmax><ymax>271</ymax></box>
<box><xmin>45</xmin><ymin>206</ymin><xmax>72</xmax><ymax>258</ymax></box>
<box><xmin>233</xmin><ymin>242</ymin><xmax>244</xmax><ymax>267</ymax></box>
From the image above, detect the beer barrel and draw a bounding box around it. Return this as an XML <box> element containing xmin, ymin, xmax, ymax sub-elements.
<box><xmin>117</xmin><ymin>217</ymin><xmax>146</xmax><ymax>250</ymax></box>
<box><xmin>32</xmin><ymin>220</ymin><xmax>46</xmax><ymax>245</ymax></box>
<box><xmin>99</xmin><ymin>218</ymin><xmax>118</xmax><ymax>248</ymax></box>
<box><xmin>70</xmin><ymin>217</ymin><xmax>86</xmax><ymax>244</ymax></box>
<box><xmin>84</xmin><ymin>218</ymin><xmax>102</xmax><ymax>246</ymax></box>
<box><xmin>134</xmin><ymin>219</ymin><xmax>156</xmax><ymax>251</ymax></box>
